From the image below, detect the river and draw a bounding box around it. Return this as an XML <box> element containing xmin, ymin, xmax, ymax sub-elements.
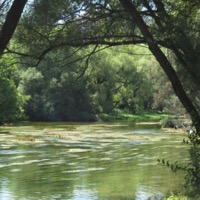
<box><xmin>0</xmin><ymin>121</ymin><xmax>188</xmax><ymax>200</ymax></box>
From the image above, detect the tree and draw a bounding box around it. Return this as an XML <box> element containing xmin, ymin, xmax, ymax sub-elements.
<box><xmin>118</xmin><ymin>0</ymin><xmax>200</xmax><ymax>132</ymax></box>
<box><xmin>0</xmin><ymin>0</ymin><xmax>28</xmax><ymax>56</ymax></box>
<box><xmin>0</xmin><ymin>56</ymin><xmax>25</xmax><ymax>124</ymax></box>
<box><xmin>17</xmin><ymin>45</ymin><xmax>153</xmax><ymax>121</ymax></box>
<box><xmin>0</xmin><ymin>0</ymin><xmax>28</xmax><ymax>123</ymax></box>
<box><xmin>6</xmin><ymin>0</ymin><xmax>200</xmax><ymax>132</ymax></box>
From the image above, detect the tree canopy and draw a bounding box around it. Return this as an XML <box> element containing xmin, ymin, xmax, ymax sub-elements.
<box><xmin>0</xmin><ymin>0</ymin><xmax>200</xmax><ymax>131</ymax></box>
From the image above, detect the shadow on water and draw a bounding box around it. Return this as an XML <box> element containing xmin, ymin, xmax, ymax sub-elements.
<box><xmin>0</xmin><ymin>121</ymin><xmax>188</xmax><ymax>200</ymax></box>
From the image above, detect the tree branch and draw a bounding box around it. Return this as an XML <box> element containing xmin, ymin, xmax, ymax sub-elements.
<box><xmin>119</xmin><ymin>0</ymin><xmax>200</xmax><ymax>132</ymax></box>
<box><xmin>0</xmin><ymin>0</ymin><xmax>28</xmax><ymax>56</ymax></box>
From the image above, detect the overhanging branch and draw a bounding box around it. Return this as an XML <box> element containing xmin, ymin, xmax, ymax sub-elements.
<box><xmin>6</xmin><ymin>35</ymin><xmax>145</xmax><ymax>65</ymax></box>
<box><xmin>0</xmin><ymin>0</ymin><xmax>28</xmax><ymax>56</ymax></box>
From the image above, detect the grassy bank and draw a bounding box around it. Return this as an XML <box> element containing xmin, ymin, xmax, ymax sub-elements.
<box><xmin>163</xmin><ymin>195</ymin><xmax>189</xmax><ymax>200</ymax></box>
<box><xmin>99</xmin><ymin>110</ymin><xmax>172</xmax><ymax>122</ymax></box>
<box><xmin>164</xmin><ymin>194</ymin><xmax>200</xmax><ymax>200</ymax></box>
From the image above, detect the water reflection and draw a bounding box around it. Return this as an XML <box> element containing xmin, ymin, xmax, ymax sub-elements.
<box><xmin>0</xmin><ymin>122</ymin><xmax>188</xmax><ymax>199</ymax></box>
<box><xmin>135</xmin><ymin>186</ymin><xmax>164</xmax><ymax>200</ymax></box>
<box><xmin>0</xmin><ymin>179</ymin><xmax>14</xmax><ymax>200</ymax></box>
<box><xmin>70</xmin><ymin>186</ymin><xmax>98</xmax><ymax>200</ymax></box>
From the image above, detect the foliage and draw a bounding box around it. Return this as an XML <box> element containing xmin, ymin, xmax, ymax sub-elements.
<box><xmin>158</xmin><ymin>135</ymin><xmax>200</xmax><ymax>197</ymax></box>
<box><xmin>0</xmin><ymin>56</ymin><xmax>25</xmax><ymax>124</ymax></box>
<box><xmin>2</xmin><ymin>0</ymin><xmax>196</xmax><ymax>125</ymax></box>
<box><xmin>109</xmin><ymin>110</ymin><xmax>170</xmax><ymax>122</ymax></box>
<box><xmin>163</xmin><ymin>195</ymin><xmax>189</xmax><ymax>200</ymax></box>
<box><xmin>18</xmin><ymin>51</ymin><xmax>94</xmax><ymax>121</ymax></box>
<box><xmin>160</xmin><ymin>116</ymin><xmax>184</xmax><ymax>129</ymax></box>
<box><xmin>16</xmin><ymin>45</ymin><xmax>158</xmax><ymax>121</ymax></box>
<box><xmin>8</xmin><ymin>0</ymin><xmax>199</xmax><ymax>131</ymax></box>
<box><xmin>0</xmin><ymin>77</ymin><xmax>18</xmax><ymax>123</ymax></box>
<box><xmin>185</xmin><ymin>149</ymin><xmax>200</xmax><ymax>195</ymax></box>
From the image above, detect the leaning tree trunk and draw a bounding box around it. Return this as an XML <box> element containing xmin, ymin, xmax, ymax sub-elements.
<box><xmin>119</xmin><ymin>0</ymin><xmax>200</xmax><ymax>133</ymax></box>
<box><xmin>0</xmin><ymin>0</ymin><xmax>28</xmax><ymax>56</ymax></box>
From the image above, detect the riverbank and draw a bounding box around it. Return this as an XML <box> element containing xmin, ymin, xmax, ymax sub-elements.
<box><xmin>101</xmin><ymin>111</ymin><xmax>192</xmax><ymax>135</ymax></box>
<box><xmin>164</xmin><ymin>194</ymin><xmax>200</xmax><ymax>200</ymax></box>
<box><xmin>164</xmin><ymin>195</ymin><xmax>189</xmax><ymax>200</ymax></box>
<box><xmin>99</xmin><ymin>111</ymin><xmax>172</xmax><ymax>122</ymax></box>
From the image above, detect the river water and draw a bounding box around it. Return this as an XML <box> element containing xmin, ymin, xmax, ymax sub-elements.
<box><xmin>0</xmin><ymin>121</ymin><xmax>188</xmax><ymax>200</ymax></box>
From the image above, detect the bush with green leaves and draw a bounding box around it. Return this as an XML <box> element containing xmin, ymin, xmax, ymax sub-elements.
<box><xmin>0</xmin><ymin>58</ymin><xmax>25</xmax><ymax>124</ymax></box>
<box><xmin>17</xmin><ymin>46</ymin><xmax>155</xmax><ymax>121</ymax></box>
<box><xmin>159</xmin><ymin>135</ymin><xmax>200</xmax><ymax>197</ymax></box>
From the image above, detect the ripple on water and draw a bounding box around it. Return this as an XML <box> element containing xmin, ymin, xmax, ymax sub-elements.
<box><xmin>8</xmin><ymin>159</ymin><xmax>44</xmax><ymax>167</ymax></box>
<box><xmin>0</xmin><ymin>149</ymin><xmax>41</xmax><ymax>155</ymax></box>
<box><xmin>0</xmin><ymin>122</ymin><xmax>186</xmax><ymax>200</ymax></box>
<box><xmin>0</xmin><ymin>144</ymin><xmax>15</xmax><ymax>149</ymax></box>
<box><xmin>63</xmin><ymin>167</ymin><xmax>106</xmax><ymax>173</ymax></box>
<box><xmin>135</xmin><ymin>185</ymin><xmax>165</xmax><ymax>200</ymax></box>
<box><xmin>68</xmin><ymin>148</ymin><xmax>90</xmax><ymax>153</ymax></box>
<box><xmin>38</xmin><ymin>160</ymin><xmax>66</xmax><ymax>166</ymax></box>
<box><xmin>0</xmin><ymin>164</ymin><xmax>8</xmax><ymax>169</ymax></box>
<box><xmin>11</xmin><ymin>168</ymin><xmax>21</xmax><ymax>172</ymax></box>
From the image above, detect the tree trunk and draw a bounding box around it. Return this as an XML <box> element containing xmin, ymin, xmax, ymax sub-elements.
<box><xmin>0</xmin><ymin>0</ymin><xmax>28</xmax><ymax>56</ymax></box>
<box><xmin>152</xmin><ymin>0</ymin><xmax>200</xmax><ymax>89</ymax></box>
<box><xmin>119</xmin><ymin>0</ymin><xmax>200</xmax><ymax>133</ymax></box>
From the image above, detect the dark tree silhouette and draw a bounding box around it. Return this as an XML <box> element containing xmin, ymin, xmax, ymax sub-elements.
<box><xmin>0</xmin><ymin>0</ymin><xmax>28</xmax><ymax>56</ymax></box>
